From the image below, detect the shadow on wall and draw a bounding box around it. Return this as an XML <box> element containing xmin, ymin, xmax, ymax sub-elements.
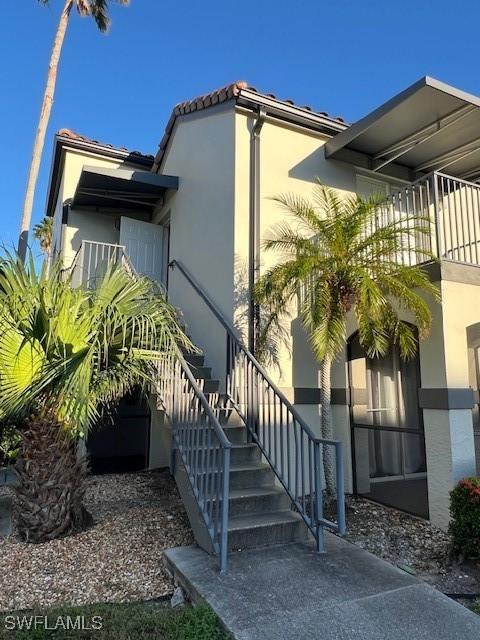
<box><xmin>288</xmin><ymin>146</ymin><xmax>354</xmax><ymax>192</ymax></box>
<box><xmin>233</xmin><ymin>255</ymin><xmax>290</xmax><ymax>378</ymax></box>
<box><xmin>69</xmin><ymin>211</ymin><xmax>120</xmax><ymax>256</ymax></box>
<box><xmin>68</xmin><ymin>208</ymin><xmax>154</xmax><ymax>256</ymax></box>
<box><xmin>291</xmin><ymin>316</ymin><xmax>321</xmax><ymax>389</ymax></box>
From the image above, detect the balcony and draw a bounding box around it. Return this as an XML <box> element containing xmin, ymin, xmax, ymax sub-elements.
<box><xmin>324</xmin><ymin>77</ymin><xmax>480</xmax><ymax>271</ymax></box>
<box><xmin>377</xmin><ymin>171</ymin><xmax>480</xmax><ymax>269</ymax></box>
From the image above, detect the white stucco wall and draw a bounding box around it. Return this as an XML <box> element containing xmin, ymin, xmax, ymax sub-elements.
<box><xmin>154</xmin><ymin>107</ymin><xmax>236</xmax><ymax>383</ymax></box>
<box><xmin>232</xmin><ymin>109</ymin><xmax>478</xmax><ymax>525</ymax></box>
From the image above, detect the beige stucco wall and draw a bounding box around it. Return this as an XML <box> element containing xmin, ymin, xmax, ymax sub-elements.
<box><xmin>232</xmin><ymin>110</ymin><xmax>421</xmax><ymax>495</ymax></box>
<box><xmin>424</xmin><ymin>279</ymin><xmax>479</xmax><ymax>527</ymax></box>
<box><xmin>233</xmin><ymin>110</ymin><xmax>479</xmax><ymax>524</ymax></box>
<box><xmin>234</xmin><ymin>111</ymin><xmax>360</xmax><ymax>391</ymax></box>
<box><xmin>154</xmin><ymin>107</ymin><xmax>236</xmax><ymax>383</ymax></box>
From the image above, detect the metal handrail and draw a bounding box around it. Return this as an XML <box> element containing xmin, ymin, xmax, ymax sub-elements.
<box><xmin>170</xmin><ymin>259</ymin><xmax>346</xmax><ymax>550</ymax></box>
<box><xmin>69</xmin><ymin>241</ymin><xmax>232</xmax><ymax>571</ymax></box>
<box><xmin>169</xmin><ymin>261</ymin><xmax>318</xmax><ymax>441</ymax></box>
<box><xmin>156</xmin><ymin>348</ymin><xmax>231</xmax><ymax>572</ymax></box>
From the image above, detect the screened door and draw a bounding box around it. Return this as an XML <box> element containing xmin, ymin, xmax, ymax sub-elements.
<box><xmin>348</xmin><ymin>332</ymin><xmax>428</xmax><ymax>517</ymax></box>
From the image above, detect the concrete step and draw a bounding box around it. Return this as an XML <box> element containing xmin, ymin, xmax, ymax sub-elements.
<box><xmin>183</xmin><ymin>353</ymin><xmax>205</xmax><ymax>368</ymax></box>
<box><xmin>190</xmin><ymin>443</ymin><xmax>260</xmax><ymax>466</ymax></box>
<box><xmin>205</xmin><ymin>487</ymin><xmax>290</xmax><ymax>518</ymax></box>
<box><xmin>216</xmin><ymin>408</ymin><xmax>245</xmax><ymax>426</ymax></box>
<box><xmin>189</xmin><ymin>366</ymin><xmax>212</xmax><ymax>380</ymax></box>
<box><xmin>196</xmin><ymin>379</ymin><xmax>220</xmax><ymax>394</ymax></box>
<box><xmin>229</xmin><ymin>463</ymin><xmax>274</xmax><ymax>489</ymax></box>
<box><xmin>227</xmin><ymin>486</ymin><xmax>291</xmax><ymax>517</ymax></box>
<box><xmin>229</xmin><ymin>443</ymin><xmax>260</xmax><ymax>466</ymax></box>
<box><xmin>228</xmin><ymin>510</ymin><xmax>306</xmax><ymax>551</ymax></box>
<box><xmin>222</xmin><ymin>425</ymin><xmax>248</xmax><ymax>445</ymax></box>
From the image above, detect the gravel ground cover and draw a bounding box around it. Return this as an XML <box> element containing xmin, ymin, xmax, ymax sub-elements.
<box><xmin>343</xmin><ymin>496</ymin><xmax>480</xmax><ymax>599</ymax></box>
<box><xmin>2</xmin><ymin>472</ymin><xmax>478</xmax><ymax>614</ymax></box>
<box><xmin>0</xmin><ymin>471</ymin><xmax>193</xmax><ymax>612</ymax></box>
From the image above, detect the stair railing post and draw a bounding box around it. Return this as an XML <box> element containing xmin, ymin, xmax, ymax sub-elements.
<box><xmin>314</xmin><ymin>441</ymin><xmax>325</xmax><ymax>553</ymax></box>
<box><xmin>220</xmin><ymin>445</ymin><xmax>231</xmax><ymax>572</ymax></box>
<box><xmin>335</xmin><ymin>441</ymin><xmax>346</xmax><ymax>535</ymax></box>
<box><xmin>168</xmin><ymin>355</ymin><xmax>174</xmax><ymax>473</ymax></box>
<box><xmin>226</xmin><ymin>332</ymin><xmax>231</xmax><ymax>399</ymax></box>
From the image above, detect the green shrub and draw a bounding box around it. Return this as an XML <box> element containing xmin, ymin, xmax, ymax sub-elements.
<box><xmin>0</xmin><ymin>425</ymin><xmax>20</xmax><ymax>467</ymax></box>
<box><xmin>472</xmin><ymin>599</ymin><xmax>480</xmax><ymax>616</ymax></box>
<box><xmin>449</xmin><ymin>477</ymin><xmax>480</xmax><ymax>560</ymax></box>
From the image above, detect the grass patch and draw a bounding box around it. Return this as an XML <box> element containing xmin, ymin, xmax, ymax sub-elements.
<box><xmin>472</xmin><ymin>599</ymin><xmax>480</xmax><ymax>616</ymax></box>
<box><xmin>0</xmin><ymin>602</ymin><xmax>229</xmax><ymax>640</ymax></box>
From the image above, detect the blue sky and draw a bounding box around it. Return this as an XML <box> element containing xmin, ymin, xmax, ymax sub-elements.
<box><xmin>2</xmin><ymin>0</ymin><xmax>480</xmax><ymax>252</ymax></box>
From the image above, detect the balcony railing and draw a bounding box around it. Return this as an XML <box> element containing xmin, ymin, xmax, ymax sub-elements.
<box><xmin>379</xmin><ymin>171</ymin><xmax>480</xmax><ymax>268</ymax></box>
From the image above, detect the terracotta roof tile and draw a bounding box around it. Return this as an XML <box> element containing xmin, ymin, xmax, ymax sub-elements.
<box><xmin>58</xmin><ymin>81</ymin><xmax>347</xmax><ymax>173</ymax></box>
<box><xmin>57</xmin><ymin>128</ymin><xmax>154</xmax><ymax>161</ymax></box>
<box><xmin>153</xmin><ymin>81</ymin><xmax>347</xmax><ymax>170</ymax></box>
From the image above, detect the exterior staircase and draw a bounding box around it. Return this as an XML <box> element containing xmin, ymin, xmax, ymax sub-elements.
<box><xmin>69</xmin><ymin>239</ymin><xmax>345</xmax><ymax>572</ymax></box>
<box><xmin>156</xmin><ymin>261</ymin><xmax>346</xmax><ymax>572</ymax></box>
<box><xmin>179</xmin><ymin>351</ymin><xmax>307</xmax><ymax>553</ymax></box>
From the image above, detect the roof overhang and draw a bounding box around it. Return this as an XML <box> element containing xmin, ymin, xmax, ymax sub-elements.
<box><xmin>325</xmin><ymin>76</ymin><xmax>480</xmax><ymax>181</ymax></box>
<box><xmin>72</xmin><ymin>166</ymin><xmax>178</xmax><ymax>212</ymax></box>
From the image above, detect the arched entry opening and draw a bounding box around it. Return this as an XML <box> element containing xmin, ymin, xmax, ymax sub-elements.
<box><xmin>348</xmin><ymin>331</ymin><xmax>428</xmax><ymax>518</ymax></box>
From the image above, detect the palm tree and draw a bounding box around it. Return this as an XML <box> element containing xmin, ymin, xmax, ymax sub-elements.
<box><xmin>255</xmin><ymin>183</ymin><xmax>440</xmax><ymax>495</ymax></box>
<box><xmin>0</xmin><ymin>253</ymin><xmax>189</xmax><ymax>542</ymax></box>
<box><xmin>33</xmin><ymin>216</ymin><xmax>53</xmax><ymax>257</ymax></box>
<box><xmin>18</xmin><ymin>0</ymin><xmax>130</xmax><ymax>262</ymax></box>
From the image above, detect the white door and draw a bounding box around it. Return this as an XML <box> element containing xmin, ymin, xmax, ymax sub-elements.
<box><xmin>120</xmin><ymin>217</ymin><xmax>164</xmax><ymax>284</ymax></box>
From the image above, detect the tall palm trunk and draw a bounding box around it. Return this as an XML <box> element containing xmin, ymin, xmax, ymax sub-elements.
<box><xmin>320</xmin><ymin>356</ymin><xmax>336</xmax><ymax>497</ymax></box>
<box><xmin>18</xmin><ymin>0</ymin><xmax>73</xmax><ymax>262</ymax></box>
<box><xmin>14</xmin><ymin>411</ymin><xmax>90</xmax><ymax>542</ymax></box>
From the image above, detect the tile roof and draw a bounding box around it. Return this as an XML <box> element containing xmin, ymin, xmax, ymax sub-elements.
<box><xmin>153</xmin><ymin>81</ymin><xmax>347</xmax><ymax>170</ymax></box>
<box><xmin>57</xmin><ymin>128</ymin><xmax>155</xmax><ymax>161</ymax></box>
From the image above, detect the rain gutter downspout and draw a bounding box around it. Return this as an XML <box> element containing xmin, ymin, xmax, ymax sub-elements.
<box><xmin>248</xmin><ymin>108</ymin><xmax>266</xmax><ymax>353</ymax></box>
<box><xmin>60</xmin><ymin>199</ymin><xmax>72</xmax><ymax>262</ymax></box>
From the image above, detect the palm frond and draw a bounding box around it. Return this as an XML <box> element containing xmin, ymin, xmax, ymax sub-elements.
<box><xmin>0</xmin><ymin>252</ymin><xmax>190</xmax><ymax>437</ymax></box>
<box><xmin>84</xmin><ymin>0</ymin><xmax>129</xmax><ymax>32</ymax></box>
<box><xmin>256</xmin><ymin>182</ymin><xmax>441</xmax><ymax>365</ymax></box>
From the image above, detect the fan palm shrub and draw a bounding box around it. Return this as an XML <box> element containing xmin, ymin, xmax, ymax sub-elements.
<box><xmin>0</xmin><ymin>253</ymin><xmax>189</xmax><ymax>542</ymax></box>
<box><xmin>255</xmin><ymin>183</ymin><xmax>440</xmax><ymax>495</ymax></box>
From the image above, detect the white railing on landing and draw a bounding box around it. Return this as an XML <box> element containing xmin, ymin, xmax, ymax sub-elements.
<box><xmin>69</xmin><ymin>240</ymin><xmax>139</xmax><ymax>288</ymax></box>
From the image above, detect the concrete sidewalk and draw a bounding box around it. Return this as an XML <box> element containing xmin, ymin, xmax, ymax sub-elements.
<box><xmin>164</xmin><ymin>535</ymin><xmax>480</xmax><ymax>640</ymax></box>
